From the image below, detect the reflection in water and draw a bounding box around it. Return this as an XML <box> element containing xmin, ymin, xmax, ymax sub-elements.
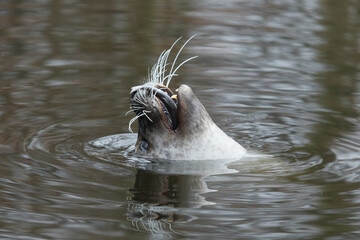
<box><xmin>308</xmin><ymin>0</ymin><xmax>359</xmax><ymax>164</ymax></box>
<box><xmin>127</xmin><ymin>170</ymin><xmax>210</xmax><ymax>237</ymax></box>
<box><xmin>87</xmin><ymin>134</ymin><xmax>235</xmax><ymax>237</ymax></box>
<box><xmin>125</xmin><ymin>157</ymin><xmax>236</xmax><ymax>237</ymax></box>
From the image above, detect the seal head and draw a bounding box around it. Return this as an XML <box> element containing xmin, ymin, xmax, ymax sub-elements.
<box><xmin>128</xmin><ymin>37</ymin><xmax>246</xmax><ymax>160</ymax></box>
<box><xmin>130</xmin><ymin>83</ymin><xmax>246</xmax><ymax>160</ymax></box>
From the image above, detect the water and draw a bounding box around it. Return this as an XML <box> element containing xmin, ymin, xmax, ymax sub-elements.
<box><xmin>1</xmin><ymin>0</ymin><xmax>360</xmax><ymax>239</ymax></box>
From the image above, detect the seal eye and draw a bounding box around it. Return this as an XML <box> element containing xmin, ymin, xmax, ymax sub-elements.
<box><xmin>139</xmin><ymin>140</ymin><xmax>149</xmax><ymax>153</ymax></box>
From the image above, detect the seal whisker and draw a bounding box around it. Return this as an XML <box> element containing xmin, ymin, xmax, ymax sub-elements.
<box><xmin>125</xmin><ymin>109</ymin><xmax>135</xmax><ymax>116</ymax></box>
<box><xmin>134</xmin><ymin>219</ymin><xmax>140</xmax><ymax>231</ymax></box>
<box><xmin>130</xmin><ymin>85</ymin><xmax>143</xmax><ymax>94</ymax></box>
<box><xmin>166</xmin><ymin>35</ymin><xmax>196</xmax><ymax>87</ymax></box>
<box><xmin>136</xmin><ymin>90</ymin><xmax>149</xmax><ymax>106</ymax></box>
<box><xmin>164</xmin><ymin>55</ymin><xmax>198</xmax><ymax>83</ymax></box>
<box><xmin>145</xmin><ymin>36</ymin><xmax>199</xmax><ymax>87</ymax></box>
<box><xmin>130</xmin><ymin>106</ymin><xmax>144</xmax><ymax>112</ymax></box>
<box><xmin>155</xmin><ymin>50</ymin><xmax>168</xmax><ymax>84</ymax></box>
<box><xmin>130</xmin><ymin>102</ymin><xmax>144</xmax><ymax>108</ymax></box>
<box><xmin>158</xmin><ymin>37</ymin><xmax>183</xmax><ymax>84</ymax></box>
<box><xmin>133</xmin><ymin>97</ymin><xmax>146</xmax><ymax>107</ymax></box>
<box><xmin>143</xmin><ymin>110</ymin><xmax>153</xmax><ymax>122</ymax></box>
<box><xmin>149</xmin><ymin>50</ymin><xmax>166</xmax><ymax>84</ymax></box>
<box><xmin>128</xmin><ymin>112</ymin><xmax>146</xmax><ymax>133</ymax></box>
<box><xmin>150</xmin><ymin>61</ymin><xmax>169</xmax><ymax>85</ymax></box>
<box><xmin>150</xmin><ymin>85</ymin><xmax>156</xmax><ymax>100</ymax></box>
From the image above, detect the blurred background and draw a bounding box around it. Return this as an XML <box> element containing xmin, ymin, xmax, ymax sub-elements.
<box><xmin>0</xmin><ymin>0</ymin><xmax>360</xmax><ymax>239</ymax></box>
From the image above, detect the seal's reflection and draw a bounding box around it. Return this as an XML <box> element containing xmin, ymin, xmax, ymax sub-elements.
<box><xmin>127</xmin><ymin>170</ymin><xmax>210</xmax><ymax>235</ymax></box>
<box><xmin>126</xmin><ymin>159</ymin><xmax>235</xmax><ymax>235</ymax></box>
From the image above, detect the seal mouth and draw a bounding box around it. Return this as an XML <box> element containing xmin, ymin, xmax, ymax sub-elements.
<box><xmin>130</xmin><ymin>84</ymin><xmax>178</xmax><ymax>131</ymax></box>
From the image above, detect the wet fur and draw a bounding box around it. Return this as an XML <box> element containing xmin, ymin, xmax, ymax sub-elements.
<box><xmin>128</xmin><ymin>37</ymin><xmax>246</xmax><ymax>160</ymax></box>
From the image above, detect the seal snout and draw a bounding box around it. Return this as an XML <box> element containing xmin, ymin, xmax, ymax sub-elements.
<box><xmin>177</xmin><ymin>84</ymin><xmax>199</xmax><ymax>107</ymax></box>
<box><xmin>176</xmin><ymin>84</ymin><xmax>194</xmax><ymax>106</ymax></box>
<box><xmin>178</xmin><ymin>84</ymin><xmax>193</xmax><ymax>95</ymax></box>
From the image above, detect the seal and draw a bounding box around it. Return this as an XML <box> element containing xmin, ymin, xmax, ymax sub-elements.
<box><xmin>128</xmin><ymin>37</ymin><xmax>246</xmax><ymax>160</ymax></box>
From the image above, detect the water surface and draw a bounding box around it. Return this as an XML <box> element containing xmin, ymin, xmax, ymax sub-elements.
<box><xmin>1</xmin><ymin>0</ymin><xmax>360</xmax><ymax>239</ymax></box>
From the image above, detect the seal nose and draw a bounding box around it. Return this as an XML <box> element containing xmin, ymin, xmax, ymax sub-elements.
<box><xmin>178</xmin><ymin>84</ymin><xmax>193</xmax><ymax>93</ymax></box>
<box><xmin>177</xmin><ymin>84</ymin><xmax>195</xmax><ymax>100</ymax></box>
